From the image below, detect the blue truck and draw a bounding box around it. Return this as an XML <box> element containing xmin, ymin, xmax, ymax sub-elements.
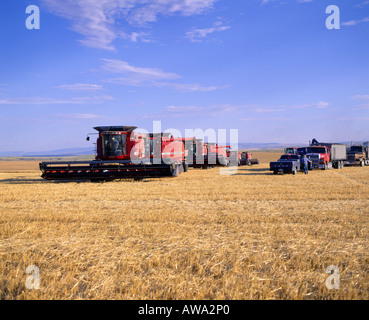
<box><xmin>270</xmin><ymin>154</ymin><xmax>310</xmax><ymax>175</ymax></box>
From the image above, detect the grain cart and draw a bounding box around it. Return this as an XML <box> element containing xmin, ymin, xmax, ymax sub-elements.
<box><xmin>345</xmin><ymin>144</ymin><xmax>369</xmax><ymax>167</ymax></box>
<box><xmin>39</xmin><ymin>126</ymin><xmax>185</xmax><ymax>181</ymax></box>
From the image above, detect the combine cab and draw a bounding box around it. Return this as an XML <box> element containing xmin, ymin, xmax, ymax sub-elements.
<box><xmin>39</xmin><ymin>126</ymin><xmax>185</xmax><ymax>181</ymax></box>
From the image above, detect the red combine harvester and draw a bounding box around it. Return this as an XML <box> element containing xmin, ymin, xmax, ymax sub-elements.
<box><xmin>227</xmin><ymin>150</ymin><xmax>259</xmax><ymax>166</ymax></box>
<box><xmin>182</xmin><ymin>138</ymin><xmax>230</xmax><ymax>168</ymax></box>
<box><xmin>39</xmin><ymin>126</ymin><xmax>186</xmax><ymax>181</ymax></box>
<box><xmin>238</xmin><ymin>151</ymin><xmax>259</xmax><ymax>166</ymax></box>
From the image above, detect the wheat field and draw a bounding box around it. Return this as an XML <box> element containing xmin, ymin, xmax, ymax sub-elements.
<box><xmin>0</xmin><ymin>152</ymin><xmax>368</xmax><ymax>300</ymax></box>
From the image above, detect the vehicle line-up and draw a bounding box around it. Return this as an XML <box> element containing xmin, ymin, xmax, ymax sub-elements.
<box><xmin>270</xmin><ymin>138</ymin><xmax>369</xmax><ymax>175</ymax></box>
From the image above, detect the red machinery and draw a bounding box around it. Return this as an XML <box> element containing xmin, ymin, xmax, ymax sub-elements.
<box><xmin>39</xmin><ymin>126</ymin><xmax>186</xmax><ymax>181</ymax></box>
<box><xmin>226</xmin><ymin>150</ymin><xmax>259</xmax><ymax>166</ymax></box>
<box><xmin>182</xmin><ymin>138</ymin><xmax>230</xmax><ymax>168</ymax></box>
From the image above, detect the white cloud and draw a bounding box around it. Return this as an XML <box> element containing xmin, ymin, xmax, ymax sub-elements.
<box><xmin>185</xmin><ymin>19</ymin><xmax>230</xmax><ymax>42</ymax></box>
<box><xmin>57</xmin><ymin>83</ymin><xmax>104</xmax><ymax>91</ymax></box>
<box><xmin>252</xmin><ymin>107</ymin><xmax>287</xmax><ymax>113</ymax></box>
<box><xmin>40</xmin><ymin>0</ymin><xmax>217</xmax><ymax>50</ymax></box>
<box><xmin>351</xmin><ymin>95</ymin><xmax>369</xmax><ymax>111</ymax></box>
<box><xmin>101</xmin><ymin>58</ymin><xmax>180</xmax><ymax>80</ymax></box>
<box><xmin>54</xmin><ymin>113</ymin><xmax>105</xmax><ymax>119</ymax></box>
<box><xmin>247</xmin><ymin>101</ymin><xmax>330</xmax><ymax>113</ymax></box>
<box><xmin>293</xmin><ymin>101</ymin><xmax>330</xmax><ymax>109</ymax></box>
<box><xmin>342</xmin><ymin>17</ymin><xmax>369</xmax><ymax>27</ymax></box>
<box><xmin>356</xmin><ymin>1</ymin><xmax>369</xmax><ymax>8</ymax></box>
<box><xmin>352</xmin><ymin>94</ymin><xmax>369</xmax><ymax>100</ymax></box>
<box><xmin>0</xmin><ymin>95</ymin><xmax>113</xmax><ymax>105</ymax></box>
<box><xmin>126</xmin><ymin>31</ymin><xmax>153</xmax><ymax>43</ymax></box>
<box><xmin>152</xmin><ymin>82</ymin><xmax>228</xmax><ymax>92</ymax></box>
<box><xmin>352</xmin><ymin>105</ymin><xmax>369</xmax><ymax>111</ymax></box>
<box><xmin>139</xmin><ymin>104</ymin><xmax>238</xmax><ymax>119</ymax></box>
<box><xmin>241</xmin><ymin>116</ymin><xmax>294</xmax><ymax>122</ymax></box>
<box><xmin>102</xmin><ymin>58</ymin><xmax>227</xmax><ymax>92</ymax></box>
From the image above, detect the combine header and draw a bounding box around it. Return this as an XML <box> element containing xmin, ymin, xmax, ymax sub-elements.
<box><xmin>39</xmin><ymin>126</ymin><xmax>186</xmax><ymax>181</ymax></box>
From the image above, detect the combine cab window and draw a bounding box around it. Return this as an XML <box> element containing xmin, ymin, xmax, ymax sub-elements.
<box><xmin>102</xmin><ymin>134</ymin><xmax>126</xmax><ymax>156</ymax></box>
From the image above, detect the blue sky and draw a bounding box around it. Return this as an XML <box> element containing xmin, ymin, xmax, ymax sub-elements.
<box><xmin>0</xmin><ymin>0</ymin><xmax>369</xmax><ymax>152</ymax></box>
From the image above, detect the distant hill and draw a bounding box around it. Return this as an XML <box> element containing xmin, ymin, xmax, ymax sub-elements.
<box><xmin>238</xmin><ymin>142</ymin><xmax>297</xmax><ymax>150</ymax></box>
<box><xmin>0</xmin><ymin>144</ymin><xmax>290</xmax><ymax>157</ymax></box>
<box><xmin>0</xmin><ymin>148</ymin><xmax>94</xmax><ymax>157</ymax></box>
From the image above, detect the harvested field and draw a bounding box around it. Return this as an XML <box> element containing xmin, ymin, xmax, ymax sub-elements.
<box><xmin>0</xmin><ymin>152</ymin><xmax>368</xmax><ymax>300</ymax></box>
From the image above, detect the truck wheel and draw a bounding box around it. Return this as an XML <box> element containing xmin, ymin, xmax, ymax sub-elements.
<box><xmin>292</xmin><ymin>168</ymin><xmax>297</xmax><ymax>175</ymax></box>
<box><xmin>361</xmin><ymin>160</ymin><xmax>365</xmax><ymax>167</ymax></box>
